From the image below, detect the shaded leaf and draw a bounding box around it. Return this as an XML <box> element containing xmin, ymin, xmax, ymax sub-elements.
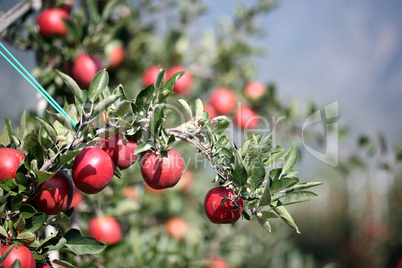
<box><xmin>88</xmin><ymin>70</ymin><xmax>109</xmax><ymax>103</ymax></box>
<box><xmin>232</xmin><ymin>162</ymin><xmax>247</xmax><ymax>187</ymax></box>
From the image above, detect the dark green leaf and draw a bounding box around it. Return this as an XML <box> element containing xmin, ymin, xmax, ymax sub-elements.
<box><xmin>10</xmin><ymin>194</ymin><xmax>23</xmax><ymax>211</ymax></box>
<box><xmin>134</xmin><ymin>142</ymin><xmax>154</xmax><ymax>155</ymax></box>
<box><xmin>150</xmin><ymin>105</ymin><xmax>164</xmax><ymax>136</ymax></box>
<box><xmin>249</xmin><ymin>159</ymin><xmax>265</xmax><ymax>192</ymax></box>
<box><xmin>270</xmin><ymin>176</ymin><xmax>299</xmax><ymax>194</ymax></box>
<box><xmin>135</xmin><ymin>85</ymin><xmax>154</xmax><ymax>111</ymax></box>
<box><xmin>276</xmin><ymin>190</ymin><xmax>318</xmax><ymax>206</ymax></box>
<box><xmin>20</xmin><ymin>204</ymin><xmax>37</xmax><ymax>219</ymax></box>
<box><xmin>232</xmin><ymin>162</ymin><xmax>247</xmax><ymax>187</ymax></box>
<box><xmin>37</xmin><ymin>171</ymin><xmax>56</xmax><ymax>185</ymax></box>
<box><xmin>25</xmin><ymin>212</ymin><xmax>46</xmax><ymax>233</ymax></box>
<box><xmin>259</xmin><ymin>185</ymin><xmax>271</xmax><ymax>207</ymax></box>
<box><xmin>64</xmin><ymin>229</ymin><xmax>82</xmax><ymax>242</ymax></box>
<box><xmin>114</xmin><ymin>100</ymin><xmax>131</xmax><ymax>116</ymax></box>
<box><xmin>163</xmin><ymin>71</ymin><xmax>184</xmax><ymax>92</ymax></box>
<box><xmin>60</xmin><ymin>149</ymin><xmax>81</xmax><ymax>165</ymax></box>
<box><xmin>36</xmin><ymin>117</ymin><xmax>57</xmax><ymax>143</ymax></box>
<box><xmin>154</xmin><ymin>68</ymin><xmax>166</xmax><ymax>90</ymax></box>
<box><xmin>66</xmin><ymin>237</ymin><xmax>107</xmax><ymax>255</ymax></box>
<box><xmin>271</xmin><ymin>205</ymin><xmax>300</xmax><ymax>233</ymax></box>
<box><xmin>0</xmin><ymin>225</ymin><xmax>8</xmax><ymax>238</ymax></box>
<box><xmin>88</xmin><ymin>70</ymin><xmax>109</xmax><ymax>103</ymax></box>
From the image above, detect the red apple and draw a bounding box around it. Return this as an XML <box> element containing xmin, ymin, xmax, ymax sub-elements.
<box><xmin>245</xmin><ymin>81</ymin><xmax>266</xmax><ymax>99</ymax></box>
<box><xmin>105</xmin><ymin>40</ymin><xmax>125</xmax><ymax>69</ymax></box>
<box><xmin>88</xmin><ymin>216</ymin><xmax>122</xmax><ymax>245</ymax></box>
<box><xmin>167</xmin><ymin>66</ymin><xmax>193</xmax><ymax>96</ymax></box>
<box><xmin>233</xmin><ymin>105</ymin><xmax>259</xmax><ymax>130</ymax></box>
<box><xmin>204</xmin><ymin>258</ymin><xmax>229</xmax><ymax>268</ymax></box>
<box><xmin>72</xmin><ymin>54</ymin><xmax>103</xmax><ymax>88</ymax></box>
<box><xmin>0</xmin><ymin>244</ymin><xmax>35</xmax><ymax>268</ymax></box>
<box><xmin>72</xmin><ymin>146</ymin><xmax>115</xmax><ymax>194</ymax></box>
<box><xmin>34</xmin><ymin>171</ymin><xmax>73</xmax><ymax>215</ymax></box>
<box><xmin>37</xmin><ymin>8</ymin><xmax>69</xmax><ymax>38</ymax></box>
<box><xmin>142</xmin><ymin>66</ymin><xmax>162</xmax><ymax>87</ymax></box>
<box><xmin>210</xmin><ymin>88</ymin><xmax>237</xmax><ymax>115</ymax></box>
<box><xmin>70</xmin><ymin>188</ymin><xmax>83</xmax><ymax>208</ymax></box>
<box><xmin>203</xmin><ymin>103</ymin><xmax>218</xmax><ymax>120</ymax></box>
<box><xmin>0</xmin><ymin>148</ymin><xmax>25</xmax><ymax>182</ymax></box>
<box><xmin>100</xmin><ymin>134</ymin><xmax>138</xmax><ymax>170</ymax></box>
<box><xmin>204</xmin><ymin>186</ymin><xmax>243</xmax><ymax>224</ymax></box>
<box><xmin>165</xmin><ymin>217</ymin><xmax>188</xmax><ymax>241</ymax></box>
<box><xmin>140</xmin><ymin>150</ymin><xmax>184</xmax><ymax>190</ymax></box>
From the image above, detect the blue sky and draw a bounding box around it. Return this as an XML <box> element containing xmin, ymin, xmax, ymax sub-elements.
<box><xmin>1</xmin><ymin>0</ymin><xmax>402</xmax><ymax>148</ymax></box>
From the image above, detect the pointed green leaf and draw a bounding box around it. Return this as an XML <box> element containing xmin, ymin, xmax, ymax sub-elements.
<box><xmin>93</xmin><ymin>94</ymin><xmax>122</xmax><ymax>117</ymax></box>
<box><xmin>213</xmin><ymin>117</ymin><xmax>230</xmax><ymax>135</ymax></box>
<box><xmin>177</xmin><ymin>99</ymin><xmax>192</xmax><ymax>118</ymax></box>
<box><xmin>257</xmin><ymin>217</ymin><xmax>271</xmax><ymax>233</ymax></box>
<box><xmin>270</xmin><ymin>176</ymin><xmax>299</xmax><ymax>194</ymax></box>
<box><xmin>259</xmin><ymin>184</ymin><xmax>271</xmax><ymax>207</ymax></box>
<box><xmin>18</xmin><ymin>111</ymin><xmax>26</xmax><ymax>141</ymax></box>
<box><xmin>271</xmin><ymin>205</ymin><xmax>300</xmax><ymax>233</ymax></box>
<box><xmin>276</xmin><ymin>190</ymin><xmax>318</xmax><ymax>206</ymax></box>
<box><xmin>287</xmin><ymin>182</ymin><xmax>323</xmax><ymax>191</ymax></box>
<box><xmin>20</xmin><ymin>203</ymin><xmax>37</xmax><ymax>219</ymax></box>
<box><xmin>249</xmin><ymin>159</ymin><xmax>265</xmax><ymax>192</ymax></box>
<box><xmin>114</xmin><ymin>100</ymin><xmax>131</xmax><ymax>116</ymax></box>
<box><xmin>150</xmin><ymin>105</ymin><xmax>164</xmax><ymax>136</ymax></box>
<box><xmin>283</xmin><ymin>146</ymin><xmax>298</xmax><ymax>173</ymax></box>
<box><xmin>60</xmin><ymin>149</ymin><xmax>81</xmax><ymax>165</ymax></box>
<box><xmin>36</xmin><ymin>117</ymin><xmax>57</xmax><ymax>143</ymax></box>
<box><xmin>259</xmin><ymin>133</ymin><xmax>273</xmax><ymax>160</ymax></box>
<box><xmin>56</xmin><ymin>70</ymin><xmax>84</xmax><ymax>103</ymax></box>
<box><xmin>154</xmin><ymin>68</ymin><xmax>166</xmax><ymax>90</ymax></box>
<box><xmin>163</xmin><ymin>71</ymin><xmax>184</xmax><ymax>92</ymax></box>
<box><xmin>66</xmin><ymin>237</ymin><xmax>107</xmax><ymax>255</ymax></box>
<box><xmin>0</xmin><ymin>123</ymin><xmax>11</xmax><ymax>146</ymax></box>
<box><xmin>232</xmin><ymin>163</ymin><xmax>247</xmax><ymax>187</ymax></box>
<box><xmin>261</xmin><ymin>211</ymin><xmax>279</xmax><ymax>218</ymax></box>
<box><xmin>25</xmin><ymin>212</ymin><xmax>46</xmax><ymax>233</ymax></box>
<box><xmin>264</xmin><ymin>146</ymin><xmax>286</xmax><ymax>166</ymax></box>
<box><xmin>88</xmin><ymin>70</ymin><xmax>109</xmax><ymax>103</ymax></box>
<box><xmin>134</xmin><ymin>142</ymin><xmax>154</xmax><ymax>155</ymax></box>
<box><xmin>135</xmin><ymin>85</ymin><xmax>154</xmax><ymax>111</ymax></box>
<box><xmin>194</xmin><ymin>99</ymin><xmax>204</xmax><ymax>121</ymax></box>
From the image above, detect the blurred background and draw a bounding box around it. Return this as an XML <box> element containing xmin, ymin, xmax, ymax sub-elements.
<box><xmin>1</xmin><ymin>0</ymin><xmax>402</xmax><ymax>267</ymax></box>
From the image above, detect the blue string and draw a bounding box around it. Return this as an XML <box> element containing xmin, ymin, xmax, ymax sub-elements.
<box><xmin>0</xmin><ymin>42</ymin><xmax>77</xmax><ymax>128</ymax></box>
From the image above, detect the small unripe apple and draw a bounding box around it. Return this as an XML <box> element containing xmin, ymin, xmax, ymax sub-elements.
<box><xmin>167</xmin><ymin>66</ymin><xmax>193</xmax><ymax>96</ymax></box>
<box><xmin>72</xmin><ymin>146</ymin><xmax>115</xmax><ymax>194</ymax></box>
<box><xmin>100</xmin><ymin>134</ymin><xmax>138</xmax><ymax>170</ymax></box>
<box><xmin>37</xmin><ymin>8</ymin><xmax>69</xmax><ymax>38</ymax></box>
<box><xmin>140</xmin><ymin>150</ymin><xmax>184</xmax><ymax>190</ymax></box>
<box><xmin>34</xmin><ymin>171</ymin><xmax>74</xmax><ymax>215</ymax></box>
<box><xmin>142</xmin><ymin>66</ymin><xmax>162</xmax><ymax>87</ymax></box>
<box><xmin>204</xmin><ymin>186</ymin><xmax>243</xmax><ymax>224</ymax></box>
<box><xmin>105</xmin><ymin>40</ymin><xmax>125</xmax><ymax>69</ymax></box>
<box><xmin>0</xmin><ymin>148</ymin><xmax>25</xmax><ymax>182</ymax></box>
<box><xmin>88</xmin><ymin>216</ymin><xmax>122</xmax><ymax>245</ymax></box>
<box><xmin>233</xmin><ymin>105</ymin><xmax>259</xmax><ymax>130</ymax></box>
<box><xmin>210</xmin><ymin>88</ymin><xmax>237</xmax><ymax>115</ymax></box>
<box><xmin>0</xmin><ymin>244</ymin><xmax>35</xmax><ymax>268</ymax></box>
<box><xmin>245</xmin><ymin>81</ymin><xmax>266</xmax><ymax>99</ymax></box>
<box><xmin>72</xmin><ymin>54</ymin><xmax>103</xmax><ymax>88</ymax></box>
<box><xmin>165</xmin><ymin>217</ymin><xmax>188</xmax><ymax>241</ymax></box>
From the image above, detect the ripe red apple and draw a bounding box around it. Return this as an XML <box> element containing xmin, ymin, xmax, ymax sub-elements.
<box><xmin>0</xmin><ymin>148</ymin><xmax>25</xmax><ymax>182</ymax></box>
<box><xmin>210</xmin><ymin>88</ymin><xmax>237</xmax><ymax>115</ymax></box>
<box><xmin>88</xmin><ymin>216</ymin><xmax>122</xmax><ymax>245</ymax></box>
<box><xmin>70</xmin><ymin>188</ymin><xmax>83</xmax><ymax>208</ymax></box>
<box><xmin>165</xmin><ymin>217</ymin><xmax>188</xmax><ymax>241</ymax></box>
<box><xmin>204</xmin><ymin>186</ymin><xmax>244</xmax><ymax>224</ymax></box>
<box><xmin>0</xmin><ymin>244</ymin><xmax>35</xmax><ymax>268</ymax></box>
<box><xmin>37</xmin><ymin>8</ymin><xmax>69</xmax><ymax>38</ymax></box>
<box><xmin>72</xmin><ymin>146</ymin><xmax>115</xmax><ymax>194</ymax></box>
<box><xmin>142</xmin><ymin>66</ymin><xmax>161</xmax><ymax>87</ymax></box>
<box><xmin>105</xmin><ymin>40</ymin><xmax>125</xmax><ymax>69</ymax></box>
<box><xmin>167</xmin><ymin>66</ymin><xmax>193</xmax><ymax>96</ymax></box>
<box><xmin>203</xmin><ymin>103</ymin><xmax>218</xmax><ymax>120</ymax></box>
<box><xmin>34</xmin><ymin>171</ymin><xmax>73</xmax><ymax>215</ymax></box>
<box><xmin>100</xmin><ymin>134</ymin><xmax>138</xmax><ymax>170</ymax></box>
<box><xmin>140</xmin><ymin>150</ymin><xmax>184</xmax><ymax>190</ymax></box>
<box><xmin>72</xmin><ymin>54</ymin><xmax>103</xmax><ymax>88</ymax></box>
<box><xmin>204</xmin><ymin>258</ymin><xmax>229</xmax><ymax>268</ymax></box>
<box><xmin>233</xmin><ymin>105</ymin><xmax>260</xmax><ymax>130</ymax></box>
<box><xmin>245</xmin><ymin>81</ymin><xmax>266</xmax><ymax>99</ymax></box>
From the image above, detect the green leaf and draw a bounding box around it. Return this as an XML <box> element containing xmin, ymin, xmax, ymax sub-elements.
<box><xmin>177</xmin><ymin>99</ymin><xmax>192</xmax><ymax>118</ymax></box>
<box><xmin>93</xmin><ymin>94</ymin><xmax>122</xmax><ymax>117</ymax></box>
<box><xmin>261</xmin><ymin>211</ymin><xmax>279</xmax><ymax>218</ymax></box>
<box><xmin>60</xmin><ymin>149</ymin><xmax>81</xmax><ymax>165</ymax></box>
<box><xmin>51</xmin><ymin>259</ymin><xmax>77</xmax><ymax>268</ymax></box>
<box><xmin>37</xmin><ymin>171</ymin><xmax>56</xmax><ymax>185</ymax></box>
<box><xmin>16</xmin><ymin>231</ymin><xmax>35</xmax><ymax>245</ymax></box>
<box><xmin>64</xmin><ymin>229</ymin><xmax>82</xmax><ymax>242</ymax></box>
<box><xmin>0</xmin><ymin>178</ymin><xmax>18</xmax><ymax>192</ymax></box>
<box><xmin>232</xmin><ymin>162</ymin><xmax>247</xmax><ymax>187</ymax></box>
<box><xmin>194</xmin><ymin>99</ymin><xmax>204</xmax><ymax>121</ymax></box>
<box><xmin>25</xmin><ymin>212</ymin><xmax>46</xmax><ymax>233</ymax></box>
<box><xmin>276</xmin><ymin>190</ymin><xmax>318</xmax><ymax>206</ymax></box>
<box><xmin>163</xmin><ymin>71</ymin><xmax>184</xmax><ymax>92</ymax></box>
<box><xmin>270</xmin><ymin>176</ymin><xmax>299</xmax><ymax>194</ymax></box>
<box><xmin>36</xmin><ymin>117</ymin><xmax>57</xmax><ymax>143</ymax></box>
<box><xmin>20</xmin><ymin>203</ymin><xmax>37</xmax><ymax>219</ymax></box>
<box><xmin>114</xmin><ymin>100</ymin><xmax>131</xmax><ymax>116</ymax></box>
<box><xmin>154</xmin><ymin>68</ymin><xmax>166</xmax><ymax>90</ymax></box>
<box><xmin>264</xmin><ymin>146</ymin><xmax>286</xmax><ymax>166</ymax></box>
<box><xmin>18</xmin><ymin>111</ymin><xmax>26</xmax><ymax>141</ymax></box>
<box><xmin>46</xmin><ymin>110</ymin><xmax>73</xmax><ymax>130</ymax></box>
<box><xmin>10</xmin><ymin>194</ymin><xmax>23</xmax><ymax>211</ymax></box>
<box><xmin>56</xmin><ymin>70</ymin><xmax>84</xmax><ymax>103</ymax></box>
<box><xmin>287</xmin><ymin>182</ymin><xmax>322</xmax><ymax>191</ymax></box>
<box><xmin>0</xmin><ymin>123</ymin><xmax>11</xmax><ymax>146</ymax></box>
<box><xmin>135</xmin><ymin>85</ymin><xmax>154</xmax><ymax>112</ymax></box>
<box><xmin>220</xmin><ymin>148</ymin><xmax>234</xmax><ymax>159</ymax></box>
<box><xmin>271</xmin><ymin>205</ymin><xmax>300</xmax><ymax>233</ymax></box>
<box><xmin>150</xmin><ymin>105</ymin><xmax>164</xmax><ymax>136</ymax></box>
<box><xmin>249</xmin><ymin>159</ymin><xmax>265</xmax><ymax>192</ymax></box>
<box><xmin>88</xmin><ymin>70</ymin><xmax>109</xmax><ymax>103</ymax></box>
<box><xmin>134</xmin><ymin>142</ymin><xmax>154</xmax><ymax>155</ymax></box>
<box><xmin>66</xmin><ymin>237</ymin><xmax>107</xmax><ymax>255</ymax></box>
<box><xmin>257</xmin><ymin>217</ymin><xmax>271</xmax><ymax>233</ymax></box>
<box><xmin>283</xmin><ymin>146</ymin><xmax>298</xmax><ymax>173</ymax></box>
<box><xmin>259</xmin><ymin>133</ymin><xmax>273</xmax><ymax>160</ymax></box>
<box><xmin>0</xmin><ymin>225</ymin><xmax>8</xmax><ymax>238</ymax></box>
<box><xmin>259</xmin><ymin>185</ymin><xmax>271</xmax><ymax>207</ymax></box>
<box><xmin>213</xmin><ymin>117</ymin><xmax>230</xmax><ymax>135</ymax></box>
<box><xmin>26</xmin><ymin>136</ymin><xmax>44</xmax><ymax>166</ymax></box>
